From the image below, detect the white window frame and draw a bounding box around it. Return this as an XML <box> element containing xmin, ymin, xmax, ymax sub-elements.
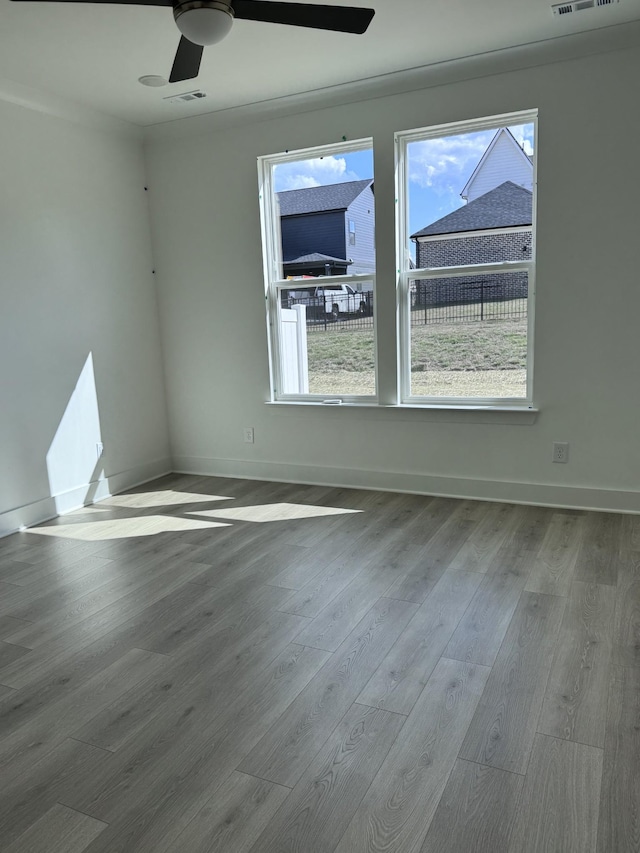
<box><xmin>258</xmin><ymin>138</ymin><xmax>377</xmax><ymax>404</ymax></box>
<box><xmin>395</xmin><ymin>110</ymin><xmax>537</xmax><ymax>409</ymax></box>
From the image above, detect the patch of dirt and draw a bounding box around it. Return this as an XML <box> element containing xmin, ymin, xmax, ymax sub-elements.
<box><xmin>308</xmin><ymin>369</ymin><xmax>526</xmax><ymax>398</ymax></box>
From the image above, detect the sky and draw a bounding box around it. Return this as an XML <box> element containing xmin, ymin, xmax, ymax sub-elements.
<box><xmin>273</xmin><ymin>123</ymin><xmax>534</xmax><ymax>258</ymax></box>
<box><xmin>406</xmin><ymin>123</ymin><xmax>534</xmax><ymax>235</ymax></box>
<box><xmin>274</xmin><ymin>149</ymin><xmax>373</xmax><ymax>191</ymax></box>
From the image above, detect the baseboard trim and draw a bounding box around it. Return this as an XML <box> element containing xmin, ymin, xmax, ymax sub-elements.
<box><xmin>4</xmin><ymin>454</ymin><xmax>636</xmax><ymax>540</ymax></box>
<box><xmin>0</xmin><ymin>457</ymin><xmax>173</xmax><ymax>539</ymax></box>
<box><xmin>172</xmin><ymin>455</ymin><xmax>640</xmax><ymax>515</ymax></box>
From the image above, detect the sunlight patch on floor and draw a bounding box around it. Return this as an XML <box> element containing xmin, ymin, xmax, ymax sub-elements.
<box><xmin>187</xmin><ymin>502</ymin><xmax>362</xmax><ymax>523</ymax></box>
<box><xmin>70</xmin><ymin>504</ymin><xmax>113</xmax><ymax>515</ymax></box>
<box><xmin>104</xmin><ymin>490</ymin><xmax>233</xmax><ymax>509</ymax></box>
<box><xmin>27</xmin><ymin>516</ymin><xmax>231</xmax><ymax>541</ymax></box>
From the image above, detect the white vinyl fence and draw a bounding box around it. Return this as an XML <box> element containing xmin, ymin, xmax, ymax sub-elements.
<box><xmin>280</xmin><ymin>304</ymin><xmax>309</xmax><ymax>394</ymax></box>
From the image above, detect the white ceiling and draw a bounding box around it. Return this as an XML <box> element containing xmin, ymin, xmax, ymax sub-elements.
<box><xmin>1</xmin><ymin>0</ymin><xmax>639</xmax><ymax>126</ymax></box>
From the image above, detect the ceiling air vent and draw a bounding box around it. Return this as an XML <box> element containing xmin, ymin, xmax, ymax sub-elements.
<box><xmin>163</xmin><ymin>90</ymin><xmax>207</xmax><ymax>104</ymax></box>
<box><xmin>552</xmin><ymin>0</ymin><xmax>618</xmax><ymax>12</ymax></box>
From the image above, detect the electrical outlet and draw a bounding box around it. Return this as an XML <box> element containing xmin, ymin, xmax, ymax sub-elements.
<box><xmin>552</xmin><ymin>441</ymin><xmax>569</xmax><ymax>463</ymax></box>
<box><xmin>243</xmin><ymin>427</ymin><xmax>255</xmax><ymax>444</ymax></box>
<box><xmin>96</xmin><ymin>442</ymin><xmax>104</xmax><ymax>459</ymax></box>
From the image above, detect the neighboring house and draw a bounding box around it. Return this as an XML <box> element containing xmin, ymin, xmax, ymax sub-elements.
<box><xmin>412</xmin><ymin>180</ymin><xmax>533</xmax><ymax>269</ymax></box>
<box><xmin>461</xmin><ymin>127</ymin><xmax>533</xmax><ymax>202</ymax></box>
<box><xmin>410</xmin><ymin>128</ymin><xmax>533</xmax><ymax>306</ymax></box>
<box><xmin>277</xmin><ymin>179</ymin><xmax>375</xmax><ymax>278</ymax></box>
<box><xmin>411</xmin><ymin>180</ymin><xmax>532</xmax><ymax>306</ymax></box>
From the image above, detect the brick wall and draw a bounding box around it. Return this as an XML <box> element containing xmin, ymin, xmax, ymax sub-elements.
<box><xmin>416</xmin><ymin>230</ymin><xmax>531</xmax><ymax>268</ymax></box>
<box><xmin>414</xmin><ymin>230</ymin><xmax>531</xmax><ymax>307</ymax></box>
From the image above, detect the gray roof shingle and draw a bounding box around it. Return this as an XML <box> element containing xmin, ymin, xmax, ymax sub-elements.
<box><xmin>277</xmin><ymin>179</ymin><xmax>373</xmax><ymax>217</ymax></box>
<box><xmin>411</xmin><ymin>181</ymin><xmax>532</xmax><ymax>238</ymax></box>
<box><xmin>284</xmin><ymin>252</ymin><xmax>351</xmax><ymax>265</ymax></box>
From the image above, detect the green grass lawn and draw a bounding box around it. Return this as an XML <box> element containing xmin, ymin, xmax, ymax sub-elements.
<box><xmin>306</xmin><ymin>318</ymin><xmax>527</xmax><ymax>373</ymax></box>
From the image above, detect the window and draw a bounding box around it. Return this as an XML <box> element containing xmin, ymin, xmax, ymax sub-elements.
<box><xmin>259</xmin><ymin>112</ymin><xmax>536</xmax><ymax>410</ymax></box>
<box><xmin>396</xmin><ymin>111</ymin><xmax>536</xmax><ymax>406</ymax></box>
<box><xmin>258</xmin><ymin>140</ymin><xmax>376</xmax><ymax>401</ymax></box>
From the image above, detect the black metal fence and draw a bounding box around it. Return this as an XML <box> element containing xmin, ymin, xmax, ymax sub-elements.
<box><xmin>411</xmin><ymin>271</ymin><xmax>528</xmax><ymax>326</ymax></box>
<box><xmin>280</xmin><ymin>272</ymin><xmax>527</xmax><ymax>333</ymax></box>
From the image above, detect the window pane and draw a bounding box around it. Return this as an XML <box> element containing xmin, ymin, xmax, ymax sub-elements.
<box><xmin>261</xmin><ymin>140</ymin><xmax>377</xmax><ymax>401</ymax></box>
<box><xmin>406</xmin><ymin>123</ymin><xmax>534</xmax><ymax>269</ymax></box>
<box><xmin>273</xmin><ymin>149</ymin><xmax>374</xmax><ymax>279</ymax></box>
<box><xmin>278</xmin><ymin>283</ymin><xmax>375</xmax><ymax>397</ymax></box>
<box><xmin>409</xmin><ymin>271</ymin><xmax>528</xmax><ymax>398</ymax></box>
<box><xmin>397</xmin><ymin>112</ymin><xmax>536</xmax><ymax>405</ymax></box>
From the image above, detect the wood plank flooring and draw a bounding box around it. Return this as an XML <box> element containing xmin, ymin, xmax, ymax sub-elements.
<box><xmin>0</xmin><ymin>475</ymin><xmax>638</xmax><ymax>852</ymax></box>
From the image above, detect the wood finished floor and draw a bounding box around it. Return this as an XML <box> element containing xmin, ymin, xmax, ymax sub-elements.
<box><xmin>0</xmin><ymin>474</ymin><xmax>638</xmax><ymax>852</ymax></box>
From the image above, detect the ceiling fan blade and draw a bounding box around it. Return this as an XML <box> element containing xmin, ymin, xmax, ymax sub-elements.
<box><xmin>232</xmin><ymin>1</ymin><xmax>374</xmax><ymax>34</ymax></box>
<box><xmin>10</xmin><ymin>0</ymin><xmax>173</xmax><ymax>5</ymax></box>
<box><xmin>169</xmin><ymin>36</ymin><xmax>204</xmax><ymax>83</ymax></box>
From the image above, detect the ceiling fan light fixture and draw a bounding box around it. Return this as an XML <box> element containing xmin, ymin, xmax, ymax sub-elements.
<box><xmin>174</xmin><ymin>1</ymin><xmax>234</xmax><ymax>46</ymax></box>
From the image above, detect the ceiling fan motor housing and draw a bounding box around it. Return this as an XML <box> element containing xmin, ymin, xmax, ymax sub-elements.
<box><xmin>173</xmin><ymin>0</ymin><xmax>234</xmax><ymax>46</ymax></box>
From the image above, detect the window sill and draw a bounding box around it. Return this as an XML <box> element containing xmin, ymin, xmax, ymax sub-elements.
<box><xmin>266</xmin><ymin>400</ymin><xmax>538</xmax><ymax>425</ymax></box>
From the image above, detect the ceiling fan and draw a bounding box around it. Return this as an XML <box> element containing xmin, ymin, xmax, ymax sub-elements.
<box><xmin>9</xmin><ymin>0</ymin><xmax>376</xmax><ymax>83</ymax></box>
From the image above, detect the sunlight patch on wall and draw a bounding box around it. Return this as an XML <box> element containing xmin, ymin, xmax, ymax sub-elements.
<box><xmin>46</xmin><ymin>352</ymin><xmax>104</xmax><ymax>511</ymax></box>
<box><xmin>27</xmin><ymin>515</ymin><xmax>231</xmax><ymax>540</ymax></box>
<box><xmin>187</xmin><ymin>502</ymin><xmax>362</xmax><ymax>523</ymax></box>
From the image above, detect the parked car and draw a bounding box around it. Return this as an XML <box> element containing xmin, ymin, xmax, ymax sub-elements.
<box><xmin>287</xmin><ymin>283</ymin><xmax>372</xmax><ymax>320</ymax></box>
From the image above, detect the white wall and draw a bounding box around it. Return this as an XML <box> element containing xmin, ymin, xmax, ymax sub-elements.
<box><xmin>0</xmin><ymin>99</ymin><xmax>171</xmax><ymax>535</ymax></box>
<box><xmin>145</xmin><ymin>34</ymin><xmax>640</xmax><ymax>512</ymax></box>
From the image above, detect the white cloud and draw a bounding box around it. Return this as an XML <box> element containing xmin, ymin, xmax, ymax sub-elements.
<box><xmin>274</xmin><ymin>156</ymin><xmax>360</xmax><ymax>192</ymax></box>
<box><xmin>408</xmin><ymin>123</ymin><xmax>535</xmax><ymax>197</ymax></box>
<box><xmin>508</xmin><ymin>123</ymin><xmax>535</xmax><ymax>156</ymax></box>
<box><xmin>279</xmin><ymin>175</ymin><xmax>321</xmax><ymax>190</ymax></box>
<box><xmin>408</xmin><ymin>131</ymin><xmax>493</xmax><ymax>192</ymax></box>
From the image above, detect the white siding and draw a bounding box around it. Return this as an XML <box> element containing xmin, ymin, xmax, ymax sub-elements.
<box><xmin>464</xmin><ymin>130</ymin><xmax>533</xmax><ymax>201</ymax></box>
<box><xmin>344</xmin><ymin>186</ymin><xmax>375</xmax><ymax>274</ymax></box>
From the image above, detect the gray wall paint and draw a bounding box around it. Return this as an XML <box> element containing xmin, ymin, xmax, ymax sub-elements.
<box><xmin>4</xmin><ymin>33</ymin><xmax>638</xmax><ymax>531</ymax></box>
<box><xmin>0</xmin><ymin>100</ymin><xmax>170</xmax><ymax>530</ymax></box>
<box><xmin>145</xmin><ymin>40</ymin><xmax>640</xmax><ymax>511</ymax></box>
